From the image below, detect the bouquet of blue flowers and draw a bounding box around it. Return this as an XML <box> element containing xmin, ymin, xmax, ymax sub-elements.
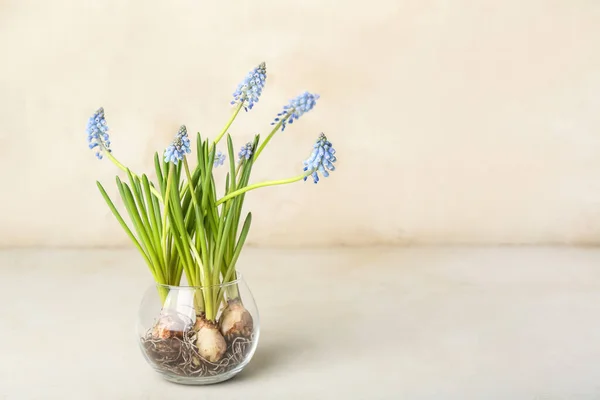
<box><xmin>87</xmin><ymin>62</ymin><xmax>337</xmax><ymax>368</ymax></box>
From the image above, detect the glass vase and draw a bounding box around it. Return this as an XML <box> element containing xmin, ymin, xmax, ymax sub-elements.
<box><xmin>137</xmin><ymin>275</ymin><xmax>259</xmax><ymax>385</ymax></box>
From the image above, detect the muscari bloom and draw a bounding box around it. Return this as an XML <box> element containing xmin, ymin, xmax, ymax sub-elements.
<box><xmin>214</xmin><ymin>151</ymin><xmax>226</xmax><ymax>167</ymax></box>
<box><xmin>164</xmin><ymin>125</ymin><xmax>191</xmax><ymax>164</ymax></box>
<box><xmin>86</xmin><ymin>107</ymin><xmax>111</xmax><ymax>160</ymax></box>
<box><xmin>231</xmin><ymin>62</ymin><xmax>267</xmax><ymax>111</ymax></box>
<box><xmin>272</xmin><ymin>91</ymin><xmax>320</xmax><ymax>131</ymax></box>
<box><xmin>303</xmin><ymin>133</ymin><xmax>336</xmax><ymax>184</ymax></box>
<box><xmin>238</xmin><ymin>142</ymin><xmax>253</xmax><ymax>161</ymax></box>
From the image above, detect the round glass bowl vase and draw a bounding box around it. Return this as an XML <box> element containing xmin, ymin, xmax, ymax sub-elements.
<box><xmin>137</xmin><ymin>276</ymin><xmax>259</xmax><ymax>385</ymax></box>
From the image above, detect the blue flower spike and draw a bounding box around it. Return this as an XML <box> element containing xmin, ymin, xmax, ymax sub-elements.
<box><xmin>303</xmin><ymin>133</ymin><xmax>336</xmax><ymax>184</ymax></box>
<box><xmin>214</xmin><ymin>151</ymin><xmax>226</xmax><ymax>167</ymax></box>
<box><xmin>272</xmin><ymin>91</ymin><xmax>320</xmax><ymax>131</ymax></box>
<box><xmin>238</xmin><ymin>142</ymin><xmax>253</xmax><ymax>161</ymax></box>
<box><xmin>86</xmin><ymin>107</ymin><xmax>111</xmax><ymax>160</ymax></box>
<box><xmin>231</xmin><ymin>62</ymin><xmax>267</xmax><ymax>111</ymax></box>
<box><xmin>164</xmin><ymin>125</ymin><xmax>192</xmax><ymax>164</ymax></box>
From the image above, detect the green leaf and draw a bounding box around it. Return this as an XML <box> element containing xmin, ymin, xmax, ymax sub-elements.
<box><xmin>227</xmin><ymin>134</ymin><xmax>236</xmax><ymax>193</ymax></box>
<box><xmin>212</xmin><ymin>202</ymin><xmax>236</xmax><ymax>293</ymax></box>
<box><xmin>96</xmin><ymin>181</ymin><xmax>154</xmax><ymax>276</ymax></box>
<box><xmin>233</xmin><ymin>213</ymin><xmax>252</xmax><ymax>267</ymax></box>
<box><xmin>201</xmin><ymin>144</ymin><xmax>215</xmax><ymax>209</ymax></box>
<box><xmin>217</xmin><ymin>212</ymin><xmax>252</xmax><ymax>305</ymax></box>
<box><xmin>142</xmin><ymin>174</ymin><xmax>163</xmax><ymax>271</ymax></box>
<box><xmin>154</xmin><ymin>152</ymin><xmax>165</xmax><ymax>196</ymax></box>
<box><xmin>127</xmin><ymin>169</ymin><xmax>152</xmax><ymax>238</ymax></box>
<box><xmin>150</xmin><ymin>185</ymin><xmax>162</xmax><ymax>237</ymax></box>
<box><xmin>224</xmin><ymin>134</ymin><xmax>260</xmax><ymax>268</ymax></box>
<box><xmin>117</xmin><ymin>177</ymin><xmax>165</xmax><ymax>282</ymax></box>
<box><xmin>167</xmin><ymin>170</ymin><xmax>197</xmax><ymax>284</ymax></box>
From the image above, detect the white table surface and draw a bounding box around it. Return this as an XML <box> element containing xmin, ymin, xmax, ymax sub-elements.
<box><xmin>1</xmin><ymin>247</ymin><xmax>600</xmax><ymax>399</ymax></box>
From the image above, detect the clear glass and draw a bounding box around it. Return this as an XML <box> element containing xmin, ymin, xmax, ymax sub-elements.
<box><xmin>137</xmin><ymin>275</ymin><xmax>259</xmax><ymax>385</ymax></box>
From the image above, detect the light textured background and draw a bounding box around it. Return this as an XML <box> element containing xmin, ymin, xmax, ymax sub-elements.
<box><xmin>1</xmin><ymin>1</ymin><xmax>599</xmax><ymax>247</ymax></box>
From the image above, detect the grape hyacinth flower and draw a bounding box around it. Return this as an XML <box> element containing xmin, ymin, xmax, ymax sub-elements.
<box><xmin>164</xmin><ymin>125</ymin><xmax>191</xmax><ymax>164</ymax></box>
<box><xmin>272</xmin><ymin>91</ymin><xmax>320</xmax><ymax>131</ymax></box>
<box><xmin>214</xmin><ymin>151</ymin><xmax>226</xmax><ymax>167</ymax></box>
<box><xmin>231</xmin><ymin>62</ymin><xmax>267</xmax><ymax>111</ymax></box>
<box><xmin>303</xmin><ymin>133</ymin><xmax>336</xmax><ymax>184</ymax></box>
<box><xmin>86</xmin><ymin>107</ymin><xmax>111</xmax><ymax>160</ymax></box>
<box><xmin>238</xmin><ymin>142</ymin><xmax>253</xmax><ymax>161</ymax></box>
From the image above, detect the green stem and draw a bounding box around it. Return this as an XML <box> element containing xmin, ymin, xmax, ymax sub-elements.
<box><xmin>178</xmin><ymin>103</ymin><xmax>241</xmax><ymax>227</ymax></box>
<box><xmin>253</xmin><ymin>113</ymin><xmax>289</xmax><ymax>161</ymax></box>
<box><xmin>104</xmin><ymin>148</ymin><xmax>163</xmax><ymax>202</ymax></box>
<box><xmin>213</xmin><ymin>103</ymin><xmax>243</xmax><ymax>146</ymax></box>
<box><xmin>216</xmin><ymin>171</ymin><xmax>311</xmax><ymax>206</ymax></box>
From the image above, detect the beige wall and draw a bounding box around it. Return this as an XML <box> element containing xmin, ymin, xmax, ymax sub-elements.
<box><xmin>1</xmin><ymin>1</ymin><xmax>599</xmax><ymax>247</ymax></box>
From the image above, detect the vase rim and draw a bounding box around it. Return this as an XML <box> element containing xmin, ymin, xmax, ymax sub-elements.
<box><xmin>155</xmin><ymin>273</ymin><xmax>244</xmax><ymax>290</ymax></box>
